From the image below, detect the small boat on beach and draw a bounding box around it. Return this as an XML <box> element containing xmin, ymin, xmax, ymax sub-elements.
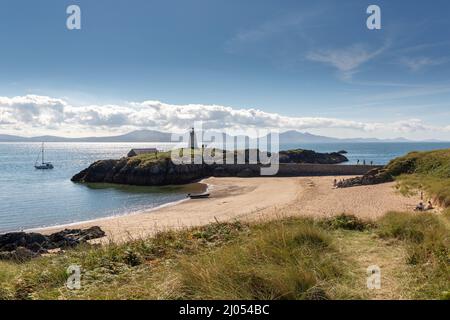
<box><xmin>34</xmin><ymin>142</ymin><xmax>54</xmax><ymax>170</ymax></box>
<box><xmin>188</xmin><ymin>193</ymin><xmax>210</xmax><ymax>199</ymax></box>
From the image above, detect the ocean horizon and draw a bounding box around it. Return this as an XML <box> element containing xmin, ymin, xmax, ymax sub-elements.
<box><xmin>1</xmin><ymin>141</ymin><xmax>449</xmax><ymax>233</ymax></box>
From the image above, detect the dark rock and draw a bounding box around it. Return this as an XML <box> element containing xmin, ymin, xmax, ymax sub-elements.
<box><xmin>337</xmin><ymin>168</ymin><xmax>393</xmax><ymax>188</ymax></box>
<box><xmin>49</xmin><ymin>226</ymin><xmax>105</xmax><ymax>243</ymax></box>
<box><xmin>0</xmin><ymin>226</ymin><xmax>106</xmax><ymax>260</ymax></box>
<box><xmin>0</xmin><ymin>247</ymin><xmax>38</xmax><ymax>262</ymax></box>
<box><xmin>279</xmin><ymin>149</ymin><xmax>348</xmax><ymax>164</ymax></box>
<box><xmin>337</xmin><ymin>150</ymin><xmax>348</xmax><ymax>154</ymax></box>
<box><xmin>82</xmin><ymin>226</ymin><xmax>106</xmax><ymax>240</ymax></box>
<box><xmin>0</xmin><ymin>232</ymin><xmax>47</xmax><ymax>251</ymax></box>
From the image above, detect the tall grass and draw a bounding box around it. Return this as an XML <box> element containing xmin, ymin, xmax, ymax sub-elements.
<box><xmin>175</xmin><ymin>219</ymin><xmax>340</xmax><ymax>300</ymax></box>
<box><xmin>0</xmin><ymin>214</ymin><xmax>447</xmax><ymax>300</ymax></box>
<box><xmin>377</xmin><ymin>212</ymin><xmax>449</xmax><ymax>299</ymax></box>
<box><xmin>0</xmin><ymin>219</ymin><xmax>345</xmax><ymax>300</ymax></box>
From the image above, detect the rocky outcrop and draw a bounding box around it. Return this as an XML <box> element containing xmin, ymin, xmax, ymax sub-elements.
<box><xmin>336</xmin><ymin>151</ymin><xmax>430</xmax><ymax>188</ymax></box>
<box><xmin>72</xmin><ymin>149</ymin><xmax>349</xmax><ymax>186</ymax></box>
<box><xmin>72</xmin><ymin>157</ymin><xmax>214</xmax><ymax>185</ymax></box>
<box><xmin>336</xmin><ymin>168</ymin><xmax>393</xmax><ymax>188</ymax></box>
<box><xmin>279</xmin><ymin>149</ymin><xmax>348</xmax><ymax>164</ymax></box>
<box><xmin>0</xmin><ymin>226</ymin><xmax>105</xmax><ymax>261</ymax></box>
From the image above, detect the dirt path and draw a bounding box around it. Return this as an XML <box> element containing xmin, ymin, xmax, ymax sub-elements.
<box><xmin>334</xmin><ymin>230</ymin><xmax>412</xmax><ymax>300</ymax></box>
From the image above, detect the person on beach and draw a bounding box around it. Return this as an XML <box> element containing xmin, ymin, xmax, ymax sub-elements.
<box><xmin>363</xmin><ymin>160</ymin><xmax>366</xmax><ymax>165</ymax></box>
<box><xmin>415</xmin><ymin>202</ymin><xmax>425</xmax><ymax>211</ymax></box>
<box><xmin>427</xmin><ymin>201</ymin><xmax>434</xmax><ymax>210</ymax></box>
<box><xmin>333</xmin><ymin>179</ymin><xmax>337</xmax><ymax>188</ymax></box>
<box><xmin>357</xmin><ymin>159</ymin><xmax>360</xmax><ymax>165</ymax></box>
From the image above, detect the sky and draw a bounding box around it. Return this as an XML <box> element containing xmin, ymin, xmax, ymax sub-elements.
<box><xmin>0</xmin><ymin>0</ymin><xmax>450</xmax><ymax>140</ymax></box>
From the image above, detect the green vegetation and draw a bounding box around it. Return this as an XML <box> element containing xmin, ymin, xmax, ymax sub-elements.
<box><xmin>176</xmin><ymin>219</ymin><xmax>339</xmax><ymax>300</ymax></box>
<box><xmin>377</xmin><ymin>212</ymin><xmax>449</xmax><ymax>299</ymax></box>
<box><xmin>127</xmin><ymin>150</ymin><xmax>172</xmax><ymax>167</ymax></box>
<box><xmin>126</xmin><ymin>147</ymin><xmax>350</xmax><ymax>168</ymax></box>
<box><xmin>0</xmin><ymin>213</ymin><xmax>448</xmax><ymax>300</ymax></box>
<box><xmin>383</xmin><ymin>149</ymin><xmax>450</xmax><ymax>207</ymax></box>
<box><xmin>320</xmin><ymin>213</ymin><xmax>373</xmax><ymax>231</ymax></box>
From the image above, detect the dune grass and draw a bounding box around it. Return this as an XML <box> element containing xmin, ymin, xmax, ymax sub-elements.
<box><xmin>175</xmin><ymin>219</ymin><xmax>340</xmax><ymax>300</ymax></box>
<box><xmin>377</xmin><ymin>211</ymin><xmax>449</xmax><ymax>299</ymax></box>
<box><xmin>0</xmin><ymin>213</ymin><xmax>448</xmax><ymax>300</ymax></box>
<box><xmin>383</xmin><ymin>149</ymin><xmax>450</xmax><ymax>207</ymax></box>
<box><xmin>397</xmin><ymin>174</ymin><xmax>450</xmax><ymax>207</ymax></box>
<box><xmin>0</xmin><ymin>219</ymin><xmax>346</xmax><ymax>300</ymax></box>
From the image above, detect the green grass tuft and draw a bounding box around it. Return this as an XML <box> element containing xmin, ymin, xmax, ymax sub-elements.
<box><xmin>320</xmin><ymin>214</ymin><xmax>372</xmax><ymax>231</ymax></box>
<box><xmin>175</xmin><ymin>219</ymin><xmax>338</xmax><ymax>300</ymax></box>
<box><xmin>377</xmin><ymin>211</ymin><xmax>449</xmax><ymax>298</ymax></box>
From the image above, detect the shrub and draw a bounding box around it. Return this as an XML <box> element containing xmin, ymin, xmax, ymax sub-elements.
<box><xmin>320</xmin><ymin>214</ymin><xmax>371</xmax><ymax>231</ymax></box>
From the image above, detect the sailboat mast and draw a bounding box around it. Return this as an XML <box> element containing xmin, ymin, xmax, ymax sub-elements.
<box><xmin>42</xmin><ymin>142</ymin><xmax>44</xmax><ymax>164</ymax></box>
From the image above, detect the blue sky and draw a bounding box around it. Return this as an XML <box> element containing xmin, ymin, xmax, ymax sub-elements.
<box><xmin>0</xmin><ymin>0</ymin><xmax>450</xmax><ymax>139</ymax></box>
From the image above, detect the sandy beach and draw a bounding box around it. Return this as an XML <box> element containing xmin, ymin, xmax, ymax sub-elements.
<box><xmin>38</xmin><ymin>176</ymin><xmax>422</xmax><ymax>242</ymax></box>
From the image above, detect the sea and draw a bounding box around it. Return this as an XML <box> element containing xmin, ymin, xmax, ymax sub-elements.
<box><xmin>1</xmin><ymin>141</ymin><xmax>449</xmax><ymax>233</ymax></box>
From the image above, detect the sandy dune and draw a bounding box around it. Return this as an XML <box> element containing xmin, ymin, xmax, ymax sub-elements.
<box><xmin>39</xmin><ymin>176</ymin><xmax>422</xmax><ymax>242</ymax></box>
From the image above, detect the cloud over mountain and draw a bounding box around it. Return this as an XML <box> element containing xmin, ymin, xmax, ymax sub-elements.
<box><xmin>0</xmin><ymin>95</ymin><xmax>446</xmax><ymax>137</ymax></box>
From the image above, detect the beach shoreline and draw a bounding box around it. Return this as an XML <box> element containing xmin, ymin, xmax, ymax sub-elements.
<box><xmin>35</xmin><ymin>176</ymin><xmax>422</xmax><ymax>243</ymax></box>
<box><xmin>21</xmin><ymin>181</ymin><xmax>208</xmax><ymax>234</ymax></box>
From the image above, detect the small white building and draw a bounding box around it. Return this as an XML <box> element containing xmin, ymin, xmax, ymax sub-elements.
<box><xmin>127</xmin><ymin>148</ymin><xmax>158</xmax><ymax>157</ymax></box>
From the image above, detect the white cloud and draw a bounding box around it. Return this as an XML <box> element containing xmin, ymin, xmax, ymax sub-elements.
<box><xmin>227</xmin><ymin>13</ymin><xmax>306</xmax><ymax>48</ymax></box>
<box><xmin>400</xmin><ymin>56</ymin><xmax>448</xmax><ymax>72</ymax></box>
<box><xmin>225</xmin><ymin>11</ymin><xmax>317</xmax><ymax>54</ymax></box>
<box><xmin>0</xmin><ymin>95</ymin><xmax>67</xmax><ymax>128</ymax></box>
<box><xmin>307</xmin><ymin>43</ymin><xmax>387</xmax><ymax>79</ymax></box>
<box><xmin>0</xmin><ymin>94</ymin><xmax>447</xmax><ymax>137</ymax></box>
<box><xmin>387</xmin><ymin>119</ymin><xmax>431</xmax><ymax>133</ymax></box>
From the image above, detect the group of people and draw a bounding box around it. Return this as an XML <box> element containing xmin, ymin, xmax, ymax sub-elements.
<box><xmin>356</xmin><ymin>159</ymin><xmax>373</xmax><ymax>165</ymax></box>
<box><xmin>415</xmin><ymin>201</ymin><xmax>434</xmax><ymax>211</ymax></box>
<box><xmin>415</xmin><ymin>191</ymin><xmax>434</xmax><ymax>211</ymax></box>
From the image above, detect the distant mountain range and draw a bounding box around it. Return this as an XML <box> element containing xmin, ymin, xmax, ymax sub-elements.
<box><xmin>0</xmin><ymin>130</ymin><xmax>446</xmax><ymax>143</ymax></box>
<box><xmin>0</xmin><ymin>130</ymin><xmax>172</xmax><ymax>143</ymax></box>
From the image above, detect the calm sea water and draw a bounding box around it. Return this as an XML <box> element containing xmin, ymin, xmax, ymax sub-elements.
<box><xmin>281</xmin><ymin>142</ymin><xmax>450</xmax><ymax>165</ymax></box>
<box><xmin>1</xmin><ymin>141</ymin><xmax>449</xmax><ymax>233</ymax></box>
<box><xmin>0</xmin><ymin>142</ymin><xmax>190</xmax><ymax>233</ymax></box>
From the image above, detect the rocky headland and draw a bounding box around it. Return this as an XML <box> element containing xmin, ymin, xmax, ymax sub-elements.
<box><xmin>71</xmin><ymin>149</ymin><xmax>349</xmax><ymax>186</ymax></box>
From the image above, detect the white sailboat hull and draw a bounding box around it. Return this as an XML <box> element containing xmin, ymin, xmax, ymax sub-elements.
<box><xmin>35</xmin><ymin>163</ymin><xmax>54</xmax><ymax>170</ymax></box>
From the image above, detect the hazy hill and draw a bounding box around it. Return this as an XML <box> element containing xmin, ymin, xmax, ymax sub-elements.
<box><xmin>0</xmin><ymin>130</ymin><xmax>172</xmax><ymax>143</ymax></box>
<box><xmin>0</xmin><ymin>129</ymin><xmax>435</xmax><ymax>143</ymax></box>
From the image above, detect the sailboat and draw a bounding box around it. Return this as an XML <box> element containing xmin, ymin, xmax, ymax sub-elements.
<box><xmin>34</xmin><ymin>142</ymin><xmax>54</xmax><ymax>170</ymax></box>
